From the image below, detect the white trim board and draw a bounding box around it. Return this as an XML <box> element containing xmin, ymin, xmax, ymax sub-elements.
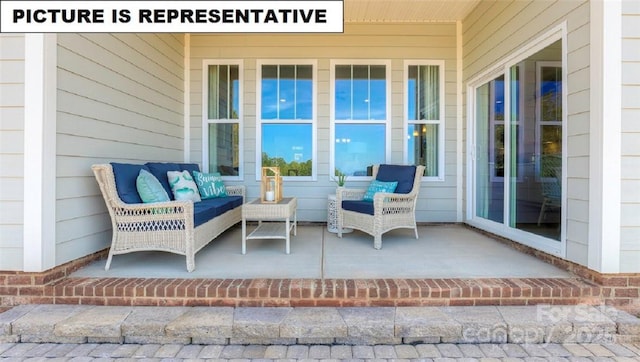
<box><xmin>588</xmin><ymin>0</ymin><xmax>622</xmax><ymax>273</ymax></box>
<box><xmin>184</xmin><ymin>33</ymin><xmax>191</xmax><ymax>163</ymax></box>
<box><xmin>23</xmin><ymin>34</ymin><xmax>57</xmax><ymax>272</ymax></box>
<box><xmin>456</xmin><ymin>20</ymin><xmax>464</xmax><ymax>222</ymax></box>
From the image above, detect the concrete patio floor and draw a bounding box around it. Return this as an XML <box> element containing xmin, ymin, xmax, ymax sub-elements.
<box><xmin>70</xmin><ymin>224</ymin><xmax>571</xmax><ymax>279</ymax></box>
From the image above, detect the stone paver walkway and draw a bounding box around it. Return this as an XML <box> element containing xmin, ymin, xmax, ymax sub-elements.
<box><xmin>1</xmin><ymin>304</ymin><xmax>640</xmax><ymax>360</ymax></box>
<box><xmin>1</xmin><ymin>341</ymin><xmax>640</xmax><ymax>360</ymax></box>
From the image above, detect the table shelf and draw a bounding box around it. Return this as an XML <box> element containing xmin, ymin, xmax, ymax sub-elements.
<box><xmin>246</xmin><ymin>222</ymin><xmax>294</xmax><ymax>240</ymax></box>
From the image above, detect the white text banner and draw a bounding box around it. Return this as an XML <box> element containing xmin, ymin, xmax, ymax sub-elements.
<box><xmin>0</xmin><ymin>0</ymin><xmax>344</xmax><ymax>33</ymax></box>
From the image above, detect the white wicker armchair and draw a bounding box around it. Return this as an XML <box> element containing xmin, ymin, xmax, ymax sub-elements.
<box><xmin>336</xmin><ymin>164</ymin><xmax>425</xmax><ymax>249</ymax></box>
<box><xmin>92</xmin><ymin>164</ymin><xmax>244</xmax><ymax>272</ymax></box>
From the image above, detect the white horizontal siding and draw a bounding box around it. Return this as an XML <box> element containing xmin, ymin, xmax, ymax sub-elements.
<box><xmin>621</xmin><ymin>5</ymin><xmax>640</xmax><ymax>272</ymax></box>
<box><xmin>0</xmin><ymin>34</ymin><xmax>24</xmax><ymax>271</ymax></box>
<box><xmin>0</xmin><ymin>59</ymin><xmax>24</xmax><ymax>83</ymax></box>
<box><xmin>0</xmin><ymin>83</ymin><xmax>23</xmax><ymax>107</ymax></box>
<box><xmin>190</xmin><ymin>23</ymin><xmax>459</xmax><ymax>222</ymax></box>
<box><xmin>55</xmin><ymin>33</ymin><xmax>185</xmax><ymax>266</ymax></box>
<box><xmin>56</xmin><ymin>231</ymin><xmax>111</xmax><ymax>267</ymax></box>
<box><xmin>0</xmin><ymin>248</ymin><xmax>23</xmax><ymax>271</ymax></box>
<box><xmin>0</xmin><ymin>107</ymin><xmax>23</xmax><ymax>130</ymax></box>
<box><xmin>462</xmin><ymin>0</ymin><xmax>590</xmax><ymax>265</ymax></box>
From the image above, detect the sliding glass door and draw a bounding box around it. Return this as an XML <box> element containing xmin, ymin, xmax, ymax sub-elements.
<box><xmin>509</xmin><ymin>45</ymin><xmax>563</xmax><ymax>240</ymax></box>
<box><xmin>471</xmin><ymin>38</ymin><xmax>564</xmax><ymax>253</ymax></box>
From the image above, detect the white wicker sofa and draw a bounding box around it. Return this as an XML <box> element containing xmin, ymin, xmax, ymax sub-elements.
<box><xmin>92</xmin><ymin>162</ymin><xmax>244</xmax><ymax>272</ymax></box>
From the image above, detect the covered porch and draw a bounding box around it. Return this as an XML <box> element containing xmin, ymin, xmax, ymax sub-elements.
<box><xmin>2</xmin><ymin>0</ymin><xmax>639</xmax><ymax>313</ymax></box>
<box><xmin>25</xmin><ymin>223</ymin><xmax>604</xmax><ymax>309</ymax></box>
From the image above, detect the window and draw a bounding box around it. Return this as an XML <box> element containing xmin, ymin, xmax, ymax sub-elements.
<box><xmin>257</xmin><ymin>61</ymin><xmax>316</xmax><ymax>179</ymax></box>
<box><xmin>405</xmin><ymin>61</ymin><xmax>445</xmax><ymax>179</ymax></box>
<box><xmin>331</xmin><ymin>61</ymin><xmax>390</xmax><ymax>178</ymax></box>
<box><xmin>203</xmin><ymin>61</ymin><xmax>242</xmax><ymax>178</ymax></box>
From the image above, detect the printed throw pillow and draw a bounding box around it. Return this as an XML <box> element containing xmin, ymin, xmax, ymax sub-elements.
<box><xmin>193</xmin><ymin>171</ymin><xmax>227</xmax><ymax>199</ymax></box>
<box><xmin>363</xmin><ymin>180</ymin><xmax>398</xmax><ymax>202</ymax></box>
<box><xmin>167</xmin><ymin>170</ymin><xmax>202</xmax><ymax>202</ymax></box>
<box><xmin>136</xmin><ymin>169</ymin><xmax>170</xmax><ymax>203</ymax></box>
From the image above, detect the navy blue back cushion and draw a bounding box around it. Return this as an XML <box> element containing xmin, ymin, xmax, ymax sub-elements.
<box><xmin>110</xmin><ymin>163</ymin><xmax>149</xmax><ymax>204</ymax></box>
<box><xmin>145</xmin><ymin>163</ymin><xmax>202</xmax><ymax>199</ymax></box>
<box><xmin>376</xmin><ymin>164</ymin><xmax>417</xmax><ymax>194</ymax></box>
<box><xmin>342</xmin><ymin>200</ymin><xmax>374</xmax><ymax>215</ymax></box>
<box><xmin>145</xmin><ymin>162</ymin><xmax>182</xmax><ymax>199</ymax></box>
<box><xmin>180</xmin><ymin>163</ymin><xmax>201</xmax><ymax>176</ymax></box>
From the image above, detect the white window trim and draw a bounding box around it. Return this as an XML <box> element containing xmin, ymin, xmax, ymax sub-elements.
<box><xmin>329</xmin><ymin>59</ymin><xmax>392</xmax><ymax>182</ymax></box>
<box><xmin>403</xmin><ymin>60</ymin><xmax>446</xmax><ymax>181</ymax></box>
<box><xmin>535</xmin><ymin>61</ymin><xmax>562</xmax><ymax>182</ymax></box>
<box><xmin>486</xmin><ymin>70</ymin><xmax>525</xmax><ymax>184</ymax></box>
<box><xmin>509</xmin><ymin>66</ymin><xmax>527</xmax><ymax>183</ymax></box>
<box><xmin>488</xmin><ymin>76</ymin><xmax>503</xmax><ymax>183</ymax></box>
<box><xmin>465</xmin><ymin>22</ymin><xmax>567</xmax><ymax>258</ymax></box>
<box><xmin>202</xmin><ymin>59</ymin><xmax>244</xmax><ymax>181</ymax></box>
<box><xmin>256</xmin><ymin>59</ymin><xmax>318</xmax><ymax>182</ymax></box>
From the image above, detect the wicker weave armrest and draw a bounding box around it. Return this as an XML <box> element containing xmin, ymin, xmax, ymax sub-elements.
<box><xmin>225</xmin><ymin>185</ymin><xmax>245</xmax><ymax>197</ymax></box>
<box><xmin>109</xmin><ymin>199</ymin><xmax>194</xmax><ymax>232</ymax></box>
<box><xmin>112</xmin><ymin>199</ymin><xmax>192</xmax><ymax>210</ymax></box>
<box><xmin>373</xmin><ymin>192</ymin><xmax>416</xmax><ymax>214</ymax></box>
<box><xmin>111</xmin><ymin>199</ymin><xmax>193</xmax><ymax>217</ymax></box>
<box><xmin>373</xmin><ymin>192</ymin><xmax>416</xmax><ymax>203</ymax></box>
<box><xmin>336</xmin><ymin>187</ymin><xmax>366</xmax><ymax>201</ymax></box>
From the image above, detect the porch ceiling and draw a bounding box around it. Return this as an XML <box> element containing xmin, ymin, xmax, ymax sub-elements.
<box><xmin>344</xmin><ymin>0</ymin><xmax>481</xmax><ymax>23</ymax></box>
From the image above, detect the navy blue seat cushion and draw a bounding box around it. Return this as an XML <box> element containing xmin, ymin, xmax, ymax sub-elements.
<box><xmin>111</xmin><ymin>163</ymin><xmax>150</xmax><ymax>204</ymax></box>
<box><xmin>146</xmin><ymin>163</ymin><xmax>201</xmax><ymax>200</ymax></box>
<box><xmin>376</xmin><ymin>164</ymin><xmax>417</xmax><ymax>194</ymax></box>
<box><xmin>342</xmin><ymin>200</ymin><xmax>374</xmax><ymax>216</ymax></box>
<box><xmin>193</xmin><ymin>195</ymin><xmax>243</xmax><ymax>227</ymax></box>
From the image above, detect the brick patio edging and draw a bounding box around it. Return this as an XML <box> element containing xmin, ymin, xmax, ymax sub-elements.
<box><xmin>1</xmin><ymin>227</ymin><xmax>639</xmax><ymax>314</ymax></box>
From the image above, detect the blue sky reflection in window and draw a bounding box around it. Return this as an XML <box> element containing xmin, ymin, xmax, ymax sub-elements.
<box><xmin>335</xmin><ymin>65</ymin><xmax>386</xmax><ymax>120</ymax></box>
<box><xmin>261</xmin><ymin>64</ymin><xmax>313</xmax><ymax>176</ymax></box>
<box><xmin>261</xmin><ymin>65</ymin><xmax>312</xmax><ymax>120</ymax></box>
<box><xmin>335</xmin><ymin>124</ymin><xmax>385</xmax><ymax>176</ymax></box>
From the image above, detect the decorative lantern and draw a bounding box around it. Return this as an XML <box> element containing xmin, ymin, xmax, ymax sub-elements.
<box><xmin>261</xmin><ymin>167</ymin><xmax>282</xmax><ymax>203</ymax></box>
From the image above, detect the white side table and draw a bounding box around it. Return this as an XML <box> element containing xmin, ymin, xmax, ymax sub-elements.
<box><xmin>242</xmin><ymin>197</ymin><xmax>297</xmax><ymax>254</ymax></box>
<box><xmin>327</xmin><ymin>194</ymin><xmax>351</xmax><ymax>233</ymax></box>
